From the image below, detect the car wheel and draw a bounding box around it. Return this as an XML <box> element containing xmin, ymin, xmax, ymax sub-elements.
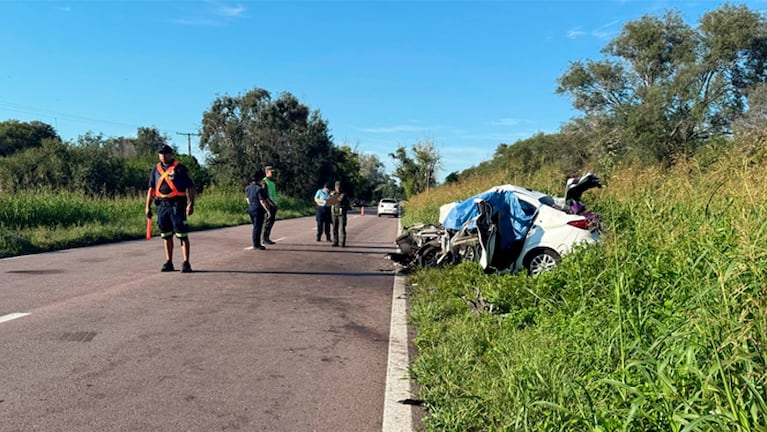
<box><xmin>524</xmin><ymin>249</ymin><xmax>560</xmax><ymax>275</ymax></box>
<box><xmin>417</xmin><ymin>243</ymin><xmax>441</xmax><ymax>268</ymax></box>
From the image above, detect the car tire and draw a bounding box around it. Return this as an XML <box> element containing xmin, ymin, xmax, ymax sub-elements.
<box><xmin>524</xmin><ymin>249</ymin><xmax>560</xmax><ymax>275</ymax></box>
<box><xmin>417</xmin><ymin>242</ymin><xmax>441</xmax><ymax>268</ymax></box>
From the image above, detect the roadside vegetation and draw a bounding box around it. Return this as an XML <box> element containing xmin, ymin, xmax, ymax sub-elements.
<box><xmin>0</xmin><ymin>91</ymin><xmax>405</xmax><ymax>258</ymax></box>
<box><xmin>0</xmin><ymin>187</ymin><xmax>314</xmax><ymax>258</ymax></box>
<box><xmin>406</xmin><ymin>150</ymin><xmax>767</xmax><ymax>431</ymax></box>
<box><xmin>402</xmin><ymin>4</ymin><xmax>767</xmax><ymax>430</ymax></box>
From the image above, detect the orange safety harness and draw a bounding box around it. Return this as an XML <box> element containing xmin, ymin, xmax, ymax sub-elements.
<box><xmin>154</xmin><ymin>161</ymin><xmax>187</xmax><ymax>199</ymax></box>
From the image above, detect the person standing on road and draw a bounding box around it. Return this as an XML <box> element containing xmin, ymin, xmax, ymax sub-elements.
<box><xmin>330</xmin><ymin>180</ymin><xmax>351</xmax><ymax>247</ymax></box>
<box><xmin>145</xmin><ymin>144</ymin><xmax>196</xmax><ymax>273</ymax></box>
<box><xmin>246</xmin><ymin>170</ymin><xmax>270</xmax><ymax>250</ymax></box>
<box><xmin>261</xmin><ymin>165</ymin><xmax>278</xmax><ymax>245</ymax></box>
<box><xmin>314</xmin><ymin>183</ymin><xmax>332</xmax><ymax>242</ymax></box>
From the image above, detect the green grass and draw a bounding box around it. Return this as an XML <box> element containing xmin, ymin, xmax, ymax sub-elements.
<box><xmin>407</xmin><ymin>157</ymin><xmax>767</xmax><ymax>431</ymax></box>
<box><xmin>0</xmin><ymin>187</ymin><xmax>315</xmax><ymax>258</ymax></box>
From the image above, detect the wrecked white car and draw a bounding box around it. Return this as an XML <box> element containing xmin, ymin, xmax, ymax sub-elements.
<box><xmin>387</xmin><ymin>173</ymin><xmax>604</xmax><ymax>275</ymax></box>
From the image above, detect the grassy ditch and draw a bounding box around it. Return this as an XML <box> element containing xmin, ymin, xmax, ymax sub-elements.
<box><xmin>406</xmin><ymin>156</ymin><xmax>767</xmax><ymax>431</ymax></box>
<box><xmin>0</xmin><ymin>187</ymin><xmax>314</xmax><ymax>258</ymax></box>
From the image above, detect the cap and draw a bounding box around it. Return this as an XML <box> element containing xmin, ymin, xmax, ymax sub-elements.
<box><xmin>264</xmin><ymin>165</ymin><xmax>274</xmax><ymax>171</ymax></box>
<box><xmin>157</xmin><ymin>144</ymin><xmax>173</xmax><ymax>154</ymax></box>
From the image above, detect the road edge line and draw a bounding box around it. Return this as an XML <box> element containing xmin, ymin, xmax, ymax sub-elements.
<box><xmin>382</xmin><ymin>273</ymin><xmax>413</xmax><ymax>432</ymax></box>
<box><xmin>382</xmin><ymin>218</ymin><xmax>413</xmax><ymax>432</ymax></box>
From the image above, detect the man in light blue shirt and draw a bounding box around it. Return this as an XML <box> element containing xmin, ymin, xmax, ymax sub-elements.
<box><xmin>313</xmin><ymin>183</ymin><xmax>332</xmax><ymax>242</ymax></box>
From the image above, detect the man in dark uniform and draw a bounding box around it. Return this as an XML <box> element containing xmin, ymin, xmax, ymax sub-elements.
<box><xmin>261</xmin><ymin>165</ymin><xmax>278</xmax><ymax>244</ymax></box>
<box><xmin>329</xmin><ymin>180</ymin><xmax>351</xmax><ymax>247</ymax></box>
<box><xmin>246</xmin><ymin>170</ymin><xmax>270</xmax><ymax>250</ymax></box>
<box><xmin>145</xmin><ymin>144</ymin><xmax>196</xmax><ymax>273</ymax></box>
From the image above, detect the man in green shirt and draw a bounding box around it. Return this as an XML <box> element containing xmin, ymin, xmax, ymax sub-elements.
<box><xmin>261</xmin><ymin>165</ymin><xmax>278</xmax><ymax>244</ymax></box>
<box><xmin>329</xmin><ymin>180</ymin><xmax>351</xmax><ymax>247</ymax></box>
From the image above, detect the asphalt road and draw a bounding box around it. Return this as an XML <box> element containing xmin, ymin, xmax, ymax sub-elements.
<box><xmin>0</xmin><ymin>210</ymin><xmax>405</xmax><ymax>432</ymax></box>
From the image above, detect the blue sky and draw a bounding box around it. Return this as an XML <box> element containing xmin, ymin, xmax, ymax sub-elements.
<box><xmin>2</xmin><ymin>0</ymin><xmax>764</xmax><ymax>181</ymax></box>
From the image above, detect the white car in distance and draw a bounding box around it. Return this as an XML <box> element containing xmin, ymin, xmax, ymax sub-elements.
<box><xmin>377</xmin><ymin>198</ymin><xmax>400</xmax><ymax>217</ymax></box>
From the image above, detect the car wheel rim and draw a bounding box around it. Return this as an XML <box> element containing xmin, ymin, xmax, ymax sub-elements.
<box><xmin>530</xmin><ymin>254</ymin><xmax>557</xmax><ymax>275</ymax></box>
<box><xmin>419</xmin><ymin>246</ymin><xmax>439</xmax><ymax>268</ymax></box>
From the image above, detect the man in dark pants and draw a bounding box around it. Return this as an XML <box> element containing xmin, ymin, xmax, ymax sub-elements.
<box><xmin>246</xmin><ymin>170</ymin><xmax>270</xmax><ymax>250</ymax></box>
<box><xmin>145</xmin><ymin>144</ymin><xmax>196</xmax><ymax>273</ymax></box>
<box><xmin>313</xmin><ymin>183</ymin><xmax>332</xmax><ymax>242</ymax></box>
<box><xmin>330</xmin><ymin>181</ymin><xmax>351</xmax><ymax>247</ymax></box>
<box><xmin>261</xmin><ymin>165</ymin><xmax>278</xmax><ymax>244</ymax></box>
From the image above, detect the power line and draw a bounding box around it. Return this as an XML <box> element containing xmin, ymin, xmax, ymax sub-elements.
<box><xmin>0</xmin><ymin>100</ymin><xmax>200</xmax><ymax>152</ymax></box>
<box><xmin>0</xmin><ymin>100</ymin><xmax>144</xmax><ymax>131</ymax></box>
<box><xmin>177</xmin><ymin>131</ymin><xmax>201</xmax><ymax>156</ymax></box>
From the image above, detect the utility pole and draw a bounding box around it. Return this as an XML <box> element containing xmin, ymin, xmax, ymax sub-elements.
<box><xmin>176</xmin><ymin>131</ymin><xmax>201</xmax><ymax>156</ymax></box>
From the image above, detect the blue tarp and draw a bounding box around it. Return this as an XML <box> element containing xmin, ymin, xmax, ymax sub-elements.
<box><xmin>442</xmin><ymin>189</ymin><xmax>535</xmax><ymax>250</ymax></box>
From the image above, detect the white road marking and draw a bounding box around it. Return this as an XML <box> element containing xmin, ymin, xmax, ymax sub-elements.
<box><xmin>0</xmin><ymin>312</ymin><xmax>31</xmax><ymax>324</ymax></box>
<box><xmin>382</xmin><ymin>274</ymin><xmax>414</xmax><ymax>432</ymax></box>
<box><xmin>382</xmin><ymin>218</ymin><xmax>414</xmax><ymax>432</ymax></box>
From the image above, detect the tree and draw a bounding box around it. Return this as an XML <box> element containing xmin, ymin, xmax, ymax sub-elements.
<box><xmin>134</xmin><ymin>127</ymin><xmax>169</xmax><ymax>157</ymax></box>
<box><xmin>389</xmin><ymin>140</ymin><xmax>442</xmax><ymax>198</ymax></box>
<box><xmin>389</xmin><ymin>146</ymin><xmax>418</xmax><ymax>198</ymax></box>
<box><xmin>732</xmin><ymin>81</ymin><xmax>767</xmax><ymax>152</ymax></box>
<box><xmin>330</xmin><ymin>145</ymin><xmax>363</xmax><ymax>196</ymax></box>
<box><xmin>356</xmin><ymin>152</ymin><xmax>390</xmax><ymax>202</ymax></box>
<box><xmin>444</xmin><ymin>171</ymin><xmax>460</xmax><ymax>184</ymax></box>
<box><xmin>413</xmin><ymin>140</ymin><xmax>441</xmax><ymax>192</ymax></box>
<box><xmin>0</xmin><ymin>120</ymin><xmax>60</xmax><ymax>157</ymax></box>
<box><xmin>375</xmin><ymin>177</ymin><xmax>402</xmax><ymax>201</ymax></box>
<box><xmin>557</xmin><ymin>4</ymin><xmax>767</xmax><ymax>165</ymax></box>
<box><xmin>200</xmin><ymin>87</ymin><xmax>335</xmax><ymax>198</ymax></box>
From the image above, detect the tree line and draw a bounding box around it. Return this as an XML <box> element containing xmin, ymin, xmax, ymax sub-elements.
<box><xmin>0</xmin><ymin>91</ymin><xmax>407</xmax><ymax>202</ymax></box>
<box><xmin>456</xmin><ymin>3</ymin><xmax>767</xmax><ymax>183</ymax></box>
<box><xmin>0</xmin><ymin>123</ymin><xmax>206</xmax><ymax>196</ymax></box>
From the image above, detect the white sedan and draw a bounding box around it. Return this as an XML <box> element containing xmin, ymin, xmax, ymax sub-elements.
<box><xmin>377</xmin><ymin>198</ymin><xmax>400</xmax><ymax>217</ymax></box>
<box><xmin>490</xmin><ymin>185</ymin><xmax>600</xmax><ymax>274</ymax></box>
<box><xmin>439</xmin><ymin>174</ymin><xmax>603</xmax><ymax>275</ymax></box>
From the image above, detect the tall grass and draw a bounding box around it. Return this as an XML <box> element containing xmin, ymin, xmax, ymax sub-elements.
<box><xmin>408</xmin><ymin>154</ymin><xmax>767</xmax><ymax>431</ymax></box>
<box><xmin>0</xmin><ymin>186</ymin><xmax>315</xmax><ymax>258</ymax></box>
